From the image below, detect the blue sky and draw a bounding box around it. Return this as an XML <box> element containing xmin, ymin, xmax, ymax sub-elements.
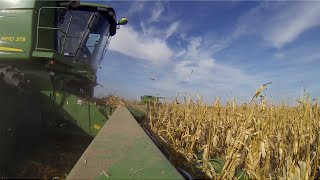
<box><xmin>92</xmin><ymin>1</ymin><xmax>320</xmax><ymax>104</ymax></box>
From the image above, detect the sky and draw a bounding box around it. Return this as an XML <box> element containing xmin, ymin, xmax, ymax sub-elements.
<box><xmin>92</xmin><ymin>0</ymin><xmax>320</xmax><ymax>104</ymax></box>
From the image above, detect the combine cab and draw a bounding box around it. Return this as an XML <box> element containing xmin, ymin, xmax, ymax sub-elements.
<box><xmin>0</xmin><ymin>0</ymin><xmax>184</xmax><ymax>179</ymax></box>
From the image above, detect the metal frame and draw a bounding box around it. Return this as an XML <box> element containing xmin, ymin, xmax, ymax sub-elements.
<box><xmin>73</xmin><ymin>12</ymin><xmax>97</xmax><ymax>61</ymax></box>
<box><xmin>35</xmin><ymin>6</ymin><xmax>73</xmax><ymax>54</ymax></box>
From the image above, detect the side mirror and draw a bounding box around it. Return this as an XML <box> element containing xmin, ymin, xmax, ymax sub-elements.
<box><xmin>117</xmin><ymin>18</ymin><xmax>128</xmax><ymax>25</ymax></box>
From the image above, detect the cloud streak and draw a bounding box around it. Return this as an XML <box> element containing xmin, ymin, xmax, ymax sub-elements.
<box><xmin>147</xmin><ymin>2</ymin><xmax>165</xmax><ymax>24</ymax></box>
<box><xmin>263</xmin><ymin>2</ymin><xmax>320</xmax><ymax>48</ymax></box>
<box><xmin>229</xmin><ymin>1</ymin><xmax>320</xmax><ymax>49</ymax></box>
<box><xmin>128</xmin><ymin>1</ymin><xmax>146</xmax><ymax>15</ymax></box>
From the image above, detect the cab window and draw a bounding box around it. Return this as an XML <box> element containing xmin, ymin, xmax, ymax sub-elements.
<box><xmin>56</xmin><ymin>9</ymin><xmax>111</xmax><ymax>70</ymax></box>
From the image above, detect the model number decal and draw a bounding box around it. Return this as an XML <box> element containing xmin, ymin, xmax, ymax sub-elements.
<box><xmin>0</xmin><ymin>36</ymin><xmax>26</xmax><ymax>42</ymax></box>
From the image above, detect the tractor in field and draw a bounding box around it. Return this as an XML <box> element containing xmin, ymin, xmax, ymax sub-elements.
<box><xmin>140</xmin><ymin>95</ymin><xmax>164</xmax><ymax>105</ymax></box>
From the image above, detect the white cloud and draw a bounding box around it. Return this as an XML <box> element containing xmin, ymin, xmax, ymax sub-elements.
<box><xmin>109</xmin><ymin>1</ymin><xmax>180</xmax><ymax>66</ymax></box>
<box><xmin>147</xmin><ymin>2</ymin><xmax>165</xmax><ymax>24</ymax></box>
<box><xmin>106</xmin><ymin>2</ymin><xmax>260</xmax><ymax>102</ymax></box>
<box><xmin>274</xmin><ymin>48</ymin><xmax>320</xmax><ymax>65</ymax></box>
<box><xmin>150</xmin><ymin>37</ymin><xmax>258</xmax><ymax>101</ymax></box>
<box><xmin>128</xmin><ymin>1</ymin><xmax>146</xmax><ymax>15</ymax></box>
<box><xmin>100</xmin><ymin>1</ymin><xmax>320</xmax><ymax>103</ymax></box>
<box><xmin>173</xmin><ymin>38</ymin><xmax>216</xmax><ymax>83</ymax></box>
<box><xmin>263</xmin><ymin>2</ymin><xmax>320</xmax><ymax>48</ymax></box>
<box><xmin>108</xmin><ymin>26</ymin><xmax>257</xmax><ymax>101</ymax></box>
<box><xmin>140</xmin><ymin>21</ymin><xmax>180</xmax><ymax>40</ymax></box>
<box><xmin>165</xmin><ymin>21</ymin><xmax>180</xmax><ymax>39</ymax></box>
<box><xmin>227</xmin><ymin>2</ymin><xmax>320</xmax><ymax>49</ymax></box>
<box><xmin>109</xmin><ymin>26</ymin><xmax>173</xmax><ymax>65</ymax></box>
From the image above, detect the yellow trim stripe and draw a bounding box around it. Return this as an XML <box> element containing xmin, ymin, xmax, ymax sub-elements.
<box><xmin>0</xmin><ymin>46</ymin><xmax>24</xmax><ymax>53</ymax></box>
<box><xmin>93</xmin><ymin>124</ymin><xmax>101</xmax><ymax>130</ymax></box>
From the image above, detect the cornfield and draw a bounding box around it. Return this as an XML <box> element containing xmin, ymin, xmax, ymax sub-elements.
<box><xmin>146</xmin><ymin>92</ymin><xmax>320</xmax><ymax>179</ymax></box>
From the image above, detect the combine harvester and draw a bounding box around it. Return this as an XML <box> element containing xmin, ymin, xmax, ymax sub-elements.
<box><xmin>0</xmin><ymin>0</ymin><xmax>248</xmax><ymax>179</ymax></box>
<box><xmin>0</xmin><ymin>0</ymin><xmax>186</xmax><ymax>179</ymax></box>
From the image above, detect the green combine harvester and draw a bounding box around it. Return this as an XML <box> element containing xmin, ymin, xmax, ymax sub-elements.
<box><xmin>140</xmin><ymin>95</ymin><xmax>164</xmax><ymax>105</ymax></box>
<box><xmin>0</xmin><ymin>1</ymin><xmax>248</xmax><ymax>179</ymax></box>
<box><xmin>0</xmin><ymin>0</ymin><xmax>183</xmax><ymax>179</ymax></box>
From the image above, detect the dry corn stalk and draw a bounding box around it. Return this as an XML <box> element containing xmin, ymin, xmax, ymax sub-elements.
<box><xmin>146</xmin><ymin>93</ymin><xmax>320</xmax><ymax>179</ymax></box>
<box><xmin>93</xmin><ymin>95</ymin><xmax>125</xmax><ymax>107</ymax></box>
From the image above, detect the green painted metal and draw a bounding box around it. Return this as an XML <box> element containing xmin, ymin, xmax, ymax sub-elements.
<box><xmin>32</xmin><ymin>51</ymin><xmax>55</xmax><ymax>59</ymax></box>
<box><xmin>66</xmin><ymin>107</ymin><xmax>183</xmax><ymax>180</ymax></box>
<box><xmin>140</xmin><ymin>95</ymin><xmax>163</xmax><ymax>104</ymax></box>
<box><xmin>0</xmin><ymin>0</ymin><xmax>117</xmax><ymax>77</ymax></box>
<box><xmin>0</xmin><ymin>1</ymin><xmax>58</xmax><ymax>59</ymax></box>
<box><xmin>194</xmin><ymin>153</ymin><xmax>249</xmax><ymax>179</ymax></box>
<box><xmin>117</xmin><ymin>17</ymin><xmax>128</xmax><ymax>25</ymax></box>
<box><xmin>0</xmin><ymin>9</ymin><xmax>34</xmax><ymax>59</ymax></box>
<box><xmin>207</xmin><ymin>159</ymin><xmax>248</xmax><ymax>179</ymax></box>
<box><xmin>0</xmin><ymin>1</ymin><xmax>55</xmax><ymax>9</ymax></box>
<box><xmin>127</xmin><ymin>106</ymin><xmax>146</xmax><ymax>119</ymax></box>
<box><xmin>0</xmin><ymin>1</ymin><xmax>184</xmax><ymax>179</ymax></box>
<box><xmin>0</xmin><ymin>0</ymin><xmax>119</xmax><ymax>93</ymax></box>
<box><xmin>39</xmin><ymin>90</ymin><xmax>115</xmax><ymax>137</ymax></box>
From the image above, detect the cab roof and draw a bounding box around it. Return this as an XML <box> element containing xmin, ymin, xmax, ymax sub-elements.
<box><xmin>59</xmin><ymin>1</ymin><xmax>117</xmax><ymax>36</ymax></box>
<box><xmin>59</xmin><ymin>2</ymin><xmax>113</xmax><ymax>10</ymax></box>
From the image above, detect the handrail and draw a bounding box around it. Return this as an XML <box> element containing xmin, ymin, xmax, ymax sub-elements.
<box><xmin>74</xmin><ymin>12</ymin><xmax>97</xmax><ymax>61</ymax></box>
<box><xmin>35</xmin><ymin>6</ymin><xmax>73</xmax><ymax>54</ymax></box>
<box><xmin>60</xmin><ymin>11</ymin><xmax>73</xmax><ymax>53</ymax></box>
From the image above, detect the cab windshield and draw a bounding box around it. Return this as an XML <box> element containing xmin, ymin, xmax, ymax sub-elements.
<box><xmin>56</xmin><ymin>9</ymin><xmax>111</xmax><ymax>70</ymax></box>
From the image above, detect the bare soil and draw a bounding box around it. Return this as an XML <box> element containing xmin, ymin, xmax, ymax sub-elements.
<box><xmin>6</xmin><ymin>125</ymin><xmax>93</xmax><ymax>179</ymax></box>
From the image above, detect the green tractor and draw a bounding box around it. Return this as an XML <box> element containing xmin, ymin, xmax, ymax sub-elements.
<box><xmin>140</xmin><ymin>95</ymin><xmax>164</xmax><ymax>105</ymax></box>
<box><xmin>0</xmin><ymin>0</ymin><xmax>185</xmax><ymax>179</ymax></box>
<box><xmin>0</xmin><ymin>1</ymin><xmax>248</xmax><ymax>179</ymax></box>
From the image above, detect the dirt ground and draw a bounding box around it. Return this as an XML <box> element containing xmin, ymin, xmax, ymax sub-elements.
<box><xmin>5</xmin><ymin>126</ymin><xmax>93</xmax><ymax>180</ymax></box>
